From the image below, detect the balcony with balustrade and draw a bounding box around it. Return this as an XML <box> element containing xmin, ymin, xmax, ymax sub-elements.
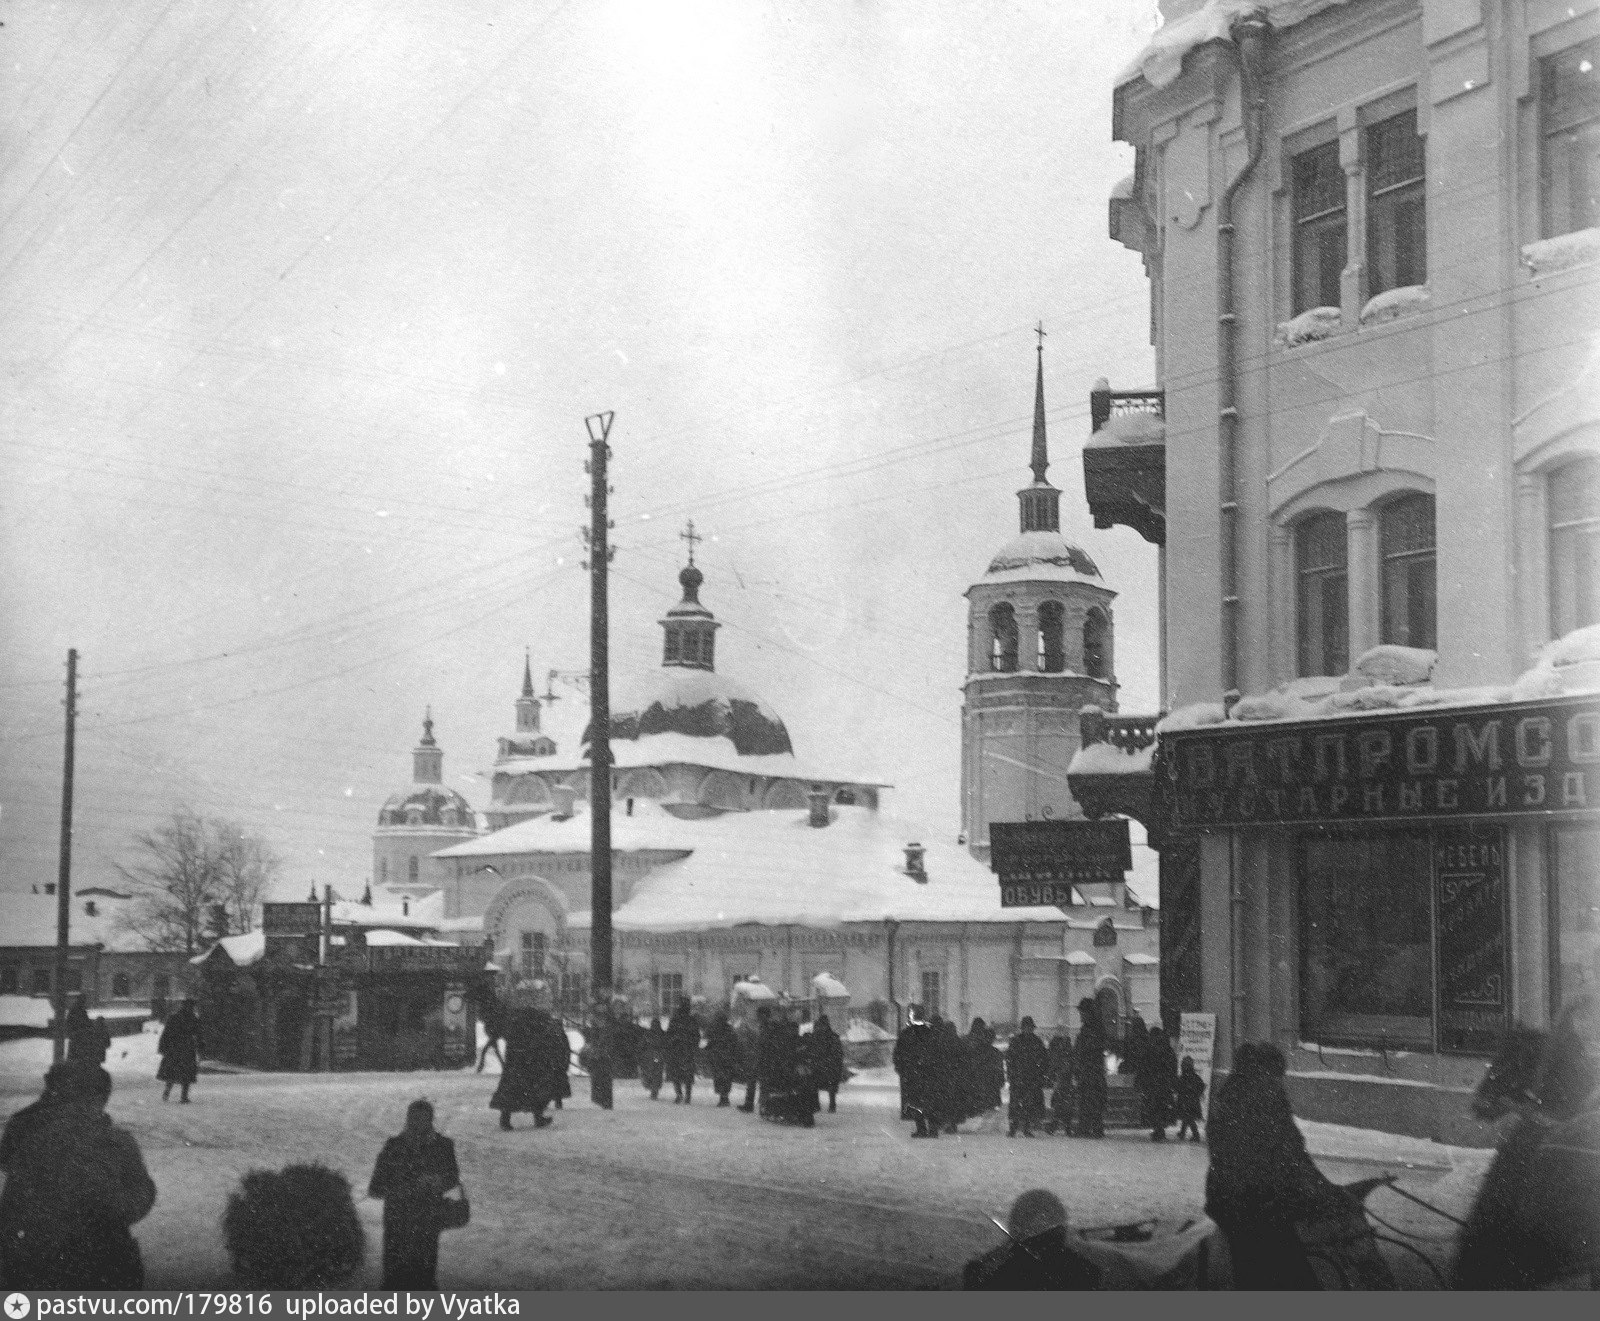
<box><xmin>1083</xmin><ymin>380</ymin><xmax>1165</xmax><ymax>545</ymax></box>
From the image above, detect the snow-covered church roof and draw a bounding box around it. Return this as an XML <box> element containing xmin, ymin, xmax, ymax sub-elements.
<box><xmin>981</xmin><ymin>530</ymin><xmax>1104</xmax><ymax>587</ymax></box>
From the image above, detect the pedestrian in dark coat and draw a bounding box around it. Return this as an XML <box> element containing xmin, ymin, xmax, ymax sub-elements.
<box><xmin>786</xmin><ymin>1023</ymin><xmax>820</xmax><ymax>1126</ymax></box>
<box><xmin>963</xmin><ymin>1190</ymin><xmax>1101</xmax><ymax>1291</ymax></box>
<box><xmin>1205</xmin><ymin>1042</ymin><xmax>1360</xmax><ymax>1289</ymax></box>
<box><xmin>158</xmin><ymin>999</ymin><xmax>202</xmax><ymax>1102</ymax></box>
<box><xmin>737</xmin><ymin>1007</ymin><xmax>769</xmax><ymax>1112</ymax></box>
<box><xmin>893</xmin><ymin>1009</ymin><xmax>937</xmax><ymax>1137</ymax></box>
<box><xmin>368</xmin><ymin>1100</ymin><xmax>461</xmax><ymax>1290</ymax></box>
<box><xmin>490</xmin><ymin>1005</ymin><xmax>562</xmax><ymax>1129</ymax></box>
<box><xmin>808</xmin><ymin>1014</ymin><xmax>845</xmax><ymax>1113</ymax></box>
<box><xmin>1140</xmin><ymin>1024</ymin><xmax>1178</xmax><ymax>1141</ymax></box>
<box><xmin>639</xmin><ymin>1018</ymin><xmax>666</xmax><ymax>1099</ymax></box>
<box><xmin>1072</xmin><ymin>999</ymin><xmax>1107</xmax><ymax>1138</ymax></box>
<box><xmin>665</xmin><ymin>998</ymin><xmax>700</xmax><ymax>1104</ymax></box>
<box><xmin>1174</xmin><ymin>1056</ymin><xmax>1205</xmax><ymax>1141</ymax></box>
<box><xmin>68</xmin><ymin>1001</ymin><xmax>111</xmax><ymax>1067</ymax></box>
<box><xmin>964</xmin><ymin>1019</ymin><xmax>1005</xmax><ymax>1117</ymax></box>
<box><xmin>0</xmin><ymin>1062</ymin><xmax>155</xmax><ymax>1289</ymax></box>
<box><xmin>932</xmin><ymin>1018</ymin><xmax>967</xmax><ymax>1132</ymax></box>
<box><xmin>1121</xmin><ymin>1011</ymin><xmax>1148</xmax><ymax>1080</ymax></box>
<box><xmin>1005</xmin><ymin>1017</ymin><xmax>1050</xmax><ymax>1137</ymax></box>
<box><xmin>1046</xmin><ymin>1031</ymin><xmax>1075</xmax><ymax>1135</ymax></box>
<box><xmin>705</xmin><ymin>1011</ymin><xmax>741</xmax><ymax>1107</ymax></box>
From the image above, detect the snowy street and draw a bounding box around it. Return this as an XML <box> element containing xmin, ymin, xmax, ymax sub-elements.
<box><xmin>1</xmin><ymin>1031</ymin><xmax>1486</xmax><ymax>1289</ymax></box>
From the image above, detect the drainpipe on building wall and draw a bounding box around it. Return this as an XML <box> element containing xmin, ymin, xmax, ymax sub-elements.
<box><xmin>1217</xmin><ymin>10</ymin><xmax>1271</xmax><ymax>699</ymax></box>
<box><xmin>884</xmin><ymin>918</ymin><xmax>900</xmax><ymax>1028</ymax></box>
<box><xmin>1217</xmin><ymin>10</ymin><xmax>1269</xmax><ymax>1072</ymax></box>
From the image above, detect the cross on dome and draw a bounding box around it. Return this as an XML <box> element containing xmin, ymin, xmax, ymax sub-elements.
<box><xmin>680</xmin><ymin>519</ymin><xmax>702</xmax><ymax>567</ymax></box>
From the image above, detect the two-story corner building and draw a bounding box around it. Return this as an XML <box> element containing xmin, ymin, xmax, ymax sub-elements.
<box><xmin>1072</xmin><ymin>0</ymin><xmax>1599</xmax><ymax>1140</ymax></box>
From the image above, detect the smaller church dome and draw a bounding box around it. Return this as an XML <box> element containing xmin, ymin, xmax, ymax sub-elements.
<box><xmin>378</xmin><ymin>785</ymin><xmax>476</xmax><ymax>830</ymax></box>
<box><xmin>985</xmin><ymin>530</ymin><xmax>1101</xmax><ymax>583</ymax></box>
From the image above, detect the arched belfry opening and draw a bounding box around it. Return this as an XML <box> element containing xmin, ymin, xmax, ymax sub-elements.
<box><xmin>1083</xmin><ymin>608</ymin><xmax>1109</xmax><ymax>679</ymax></box>
<box><xmin>1038</xmin><ymin>600</ymin><xmax>1065</xmax><ymax>672</ymax></box>
<box><xmin>989</xmin><ymin>603</ymin><xmax>1018</xmax><ymax>672</ymax></box>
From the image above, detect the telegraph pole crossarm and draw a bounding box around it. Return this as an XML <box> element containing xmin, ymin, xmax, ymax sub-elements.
<box><xmin>585</xmin><ymin>410</ymin><xmax>615</xmax><ymax>1110</ymax></box>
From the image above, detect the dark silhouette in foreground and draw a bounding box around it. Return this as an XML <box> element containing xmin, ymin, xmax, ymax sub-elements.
<box><xmin>368</xmin><ymin>1099</ymin><xmax>463</xmax><ymax>1289</ymax></box>
<box><xmin>223</xmin><ymin>1163</ymin><xmax>365</xmax><ymax>1288</ymax></box>
<box><xmin>963</xmin><ymin>1189</ymin><xmax>1102</xmax><ymax>1290</ymax></box>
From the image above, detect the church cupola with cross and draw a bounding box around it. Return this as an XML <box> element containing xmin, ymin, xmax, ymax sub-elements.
<box><xmin>413</xmin><ymin>708</ymin><xmax>443</xmax><ymax>784</ymax></box>
<box><xmin>660</xmin><ymin>520</ymin><xmax>719</xmax><ymax>671</ymax></box>
<box><xmin>960</xmin><ymin>331</ymin><xmax>1119</xmax><ymax>859</ymax></box>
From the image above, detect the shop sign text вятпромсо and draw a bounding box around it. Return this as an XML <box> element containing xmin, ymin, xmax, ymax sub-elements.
<box><xmin>1160</xmin><ymin>694</ymin><xmax>1599</xmax><ymax>829</ymax></box>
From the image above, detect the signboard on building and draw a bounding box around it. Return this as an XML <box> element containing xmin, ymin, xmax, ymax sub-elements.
<box><xmin>991</xmin><ymin>821</ymin><xmax>1131</xmax><ymax>911</ymax></box>
<box><xmin>1160</xmin><ymin>695</ymin><xmax>1600</xmax><ymax>830</ymax></box>
<box><xmin>262</xmin><ymin>903</ymin><xmax>323</xmax><ymax>936</ymax></box>
<box><xmin>1433</xmin><ymin>824</ymin><xmax>1510</xmax><ymax>1054</ymax></box>
<box><xmin>1178</xmin><ymin>1012</ymin><xmax>1216</xmax><ymax>1099</ymax></box>
<box><xmin>365</xmin><ymin>944</ymin><xmax>484</xmax><ymax>974</ymax></box>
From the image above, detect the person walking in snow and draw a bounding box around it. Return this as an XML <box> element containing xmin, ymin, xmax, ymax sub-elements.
<box><xmin>1072</xmin><ymin>999</ymin><xmax>1107</xmax><ymax>1138</ymax></box>
<box><xmin>665</xmin><ymin>997</ymin><xmax>701</xmax><ymax>1104</ymax></box>
<box><xmin>1045</xmin><ymin>1029</ymin><xmax>1075</xmax><ymax>1135</ymax></box>
<box><xmin>158</xmin><ymin>999</ymin><xmax>202</xmax><ymax>1103</ymax></box>
<box><xmin>1174</xmin><ymin>1056</ymin><xmax>1205</xmax><ymax>1141</ymax></box>
<box><xmin>639</xmin><ymin>1017</ymin><xmax>667</xmax><ymax>1099</ymax></box>
<box><xmin>930</xmin><ymin>1018</ymin><xmax>967</xmax><ymax>1133</ymax></box>
<box><xmin>965</xmin><ymin>1019</ymin><xmax>1005</xmax><ymax>1119</ymax></box>
<box><xmin>1140</xmin><ymin>1024</ymin><xmax>1177</xmax><ymax>1141</ymax></box>
<box><xmin>1005</xmin><ymin>1017</ymin><xmax>1049</xmax><ymax>1138</ymax></box>
<box><xmin>0</xmin><ymin>1061</ymin><xmax>156</xmax><ymax>1289</ymax></box>
<box><xmin>491</xmin><ymin>999</ymin><xmax>564</xmax><ymax>1129</ymax></box>
<box><xmin>704</xmin><ymin>1010</ymin><xmax>741</xmax><ymax>1107</ymax></box>
<box><xmin>894</xmin><ymin>1006</ymin><xmax>937</xmax><ymax>1137</ymax></box>
<box><xmin>368</xmin><ymin>1099</ymin><xmax>461</xmax><ymax>1290</ymax></box>
<box><xmin>738</xmin><ymin>1006</ymin><xmax>774</xmax><ymax>1113</ymax></box>
<box><xmin>809</xmin><ymin>1014</ymin><xmax>845</xmax><ymax>1113</ymax></box>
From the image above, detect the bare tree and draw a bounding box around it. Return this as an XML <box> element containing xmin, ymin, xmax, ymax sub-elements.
<box><xmin>116</xmin><ymin>808</ymin><xmax>281</xmax><ymax>953</ymax></box>
<box><xmin>214</xmin><ymin>818</ymin><xmax>279</xmax><ymax>935</ymax></box>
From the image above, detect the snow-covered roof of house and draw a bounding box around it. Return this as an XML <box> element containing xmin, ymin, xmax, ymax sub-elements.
<box><xmin>363</xmin><ymin>929</ymin><xmax>458</xmax><ymax>948</ymax></box>
<box><xmin>492</xmin><ymin>731</ymin><xmax>887</xmax><ymax>790</ymax></box>
<box><xmin>562</xmin><ymin>804</ymin><xmax>1125</xmax><ymax>933</ymax></box>
<box><xmin>192</xmin><ymin>930</ymin><xmax>266</xmax><ymax>968</ymax></box>
<box><xmin>1117</xmin><ymin>0</ymin><xmax>1355</xmax><ymax>91</ymax></box>
<box><xmin>331</xmin><ymin>891</ymin><xmax>445</xmax><ymax>929</ymax></box>
<box><xmin>0</xmin><ymin>891</ymin><xmax>153</xmax><ymax>953</ymax></box>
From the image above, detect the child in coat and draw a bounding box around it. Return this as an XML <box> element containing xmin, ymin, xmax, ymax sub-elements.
<box><xmin>1174</xmin><ymin>1055</ymin><xmax>1205</xmax><ymax>1141</ymax></box>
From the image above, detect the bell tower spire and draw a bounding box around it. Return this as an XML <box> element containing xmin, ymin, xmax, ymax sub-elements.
<box><xmin>515</xmin><ymin>650</ymin><xmax>541</xmax><ymax>733</ymax></box>
<box><xmin>412</xmin><ymin>708</ymin><xmax>443</xmax><ymax>784</ymax></box>
<box><xmin>1018</xmin><ymin>326</ymin><xmax>1061</xmax><ymax>534</ymax></box>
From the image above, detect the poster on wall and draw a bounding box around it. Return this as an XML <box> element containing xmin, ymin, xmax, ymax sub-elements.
<box><xmin>1178</xmin><ymin>1012</ymin><xmax>1217</xmax><ymax>1099</ymax></box>
<box><xmin>1433</xmin><ymin>823</ymin><xmax>1510</xmax><ymax>1054</ymax></box>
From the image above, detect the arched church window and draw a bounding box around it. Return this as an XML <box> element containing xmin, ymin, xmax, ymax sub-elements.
<box><xmin>408</xmin><ymin>856</ymin><xmax>418</xmax><ymax>883</ymax></box>
<box><xmin>989</xmin><ymin>603</ymin><xmax>1018</xmax><ymax>672</ymax></box>
<box><xmin>664</xmin><ymin>630</ymin><xmax>682</xmax><ymax>663</ymax></box>
<box><xmin>1038</xmin><ymin>600</ymin><xmax>1065</xmax><ymax>672</ymax></box>
<box><xmin>1083</xmin><ymin>609</ymin><xmax>1108</xmax><ymax>679</ymax></box>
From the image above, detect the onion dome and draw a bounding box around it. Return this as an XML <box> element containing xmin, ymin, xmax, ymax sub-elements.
<box><xmin>378</xmin><ymin>711</ymin><xmax>476</xmax><ymax>829</ymax></box>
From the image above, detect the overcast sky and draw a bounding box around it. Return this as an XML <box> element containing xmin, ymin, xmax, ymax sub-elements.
<box><xmin>1</xmin><ymin>0</ymin><xmax>1162</xmax><ymax>904</ymax></box>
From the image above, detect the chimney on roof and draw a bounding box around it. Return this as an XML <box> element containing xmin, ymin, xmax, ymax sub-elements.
<box><xmin>550</xmin><ymin>784</ymin><xmax>579</xmax><ymax>820</ymax></box>
<box><xmin>905</xmin><ymin>843</ymin><xmax>927</xmax><ymax>882</ymax></box>
<box><xmin>807</xmin><ymin>788</ymin><xmax>830</xmax><ymax>828</ymax></box>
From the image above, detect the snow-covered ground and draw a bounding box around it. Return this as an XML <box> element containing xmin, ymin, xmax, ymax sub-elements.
<box><xmin>0</xmin><ymin>1035</ymin><xmax>1480</xmax><ymax>1289</ymax></box>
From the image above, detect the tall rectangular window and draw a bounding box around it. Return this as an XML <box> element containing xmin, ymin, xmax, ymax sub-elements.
<box><xmin>1551</xmin><ymin>457</ymin><xmax>1600</xmax><ymax>636</ymax></box>
<box><xmin>1296</xmin><ymin>512</ymin><xmax>1349</xmax><ymax>676</ymax></box>
<box><xmin>519</xmin><ymin>931</ymin><xmax>546</xmax><ymax>978</ymax></box>
<box><xmin>1553</xmin><ymin>826</ymin><xmax>1600</xmax><ymax>1008</ymax></box>
<box><xmin>651</xmin><ymin>972</ymin><xmax>684</xmax><ymax>1020</ymax></box>
<box><xmin>1541</xmin><ymin>39</ymin><xmax>1600</xmax><ymax>238</ymax></box>
<box><xmin>1293</xmin><ymin>139</ymin><xmax>1347</xmax><ymax>313</ymax></box>
<box><xmin>31</xmin><ymin>968</ymin><xmax>50</xmax><ymax>995</ymax></box>
<box><xmin>1366</xmin><ymin>108</ymin><xmax>1426</xmax><ymax>295</ymax></box>
<box><xmin>0</xmin><ymin>968</ymin><xmax>16</xmax><ymax>994</ymax></box>
<box><xmin>1300</xmin><ymin>831</ymin><xmax>1434</xmax><ymax>1047</ymax></box>
<box><xmin>919</xmin><ymin>969</ymin><xmax>943</xmax><ymax>1019</ymax></box>
<box><xmin>1380</xmin><ymin>493</ymin><xmax>1437</xmax><ymax>648</ymax></box>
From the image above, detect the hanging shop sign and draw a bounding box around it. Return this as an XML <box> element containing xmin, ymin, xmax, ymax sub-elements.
<box><xmin>262</xmin><ymin>902</ymin><xmax>323</xmax><ymax>936</ymax></box>
<box><xmin>991</xmin><ymin>819</ymin><xmax>1131</xmax><ymax>908</ymax></box>
<box><xmin>1433</xmin><ymin>824</ymin><xmax>1510</xmax><ymax>1054</ymax></box>
<box><xmin>364</xmin><ymin>944</ymin><xmax>488</xmax><ymax>974</ymax></box>
<box><xmin>1160</xmin><ymin>694</ymin><xmax>1600</xmax><ymax>830</ymax></box>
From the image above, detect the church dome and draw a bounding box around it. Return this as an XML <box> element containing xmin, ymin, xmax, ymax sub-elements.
<box><xmin>984</xmin><ymin>530</ymin><xmax>1101</xmax><ymax>583</ymax></box>
<box><xmin>599</xmin><ymin>668</ymin><xmax>794</xmax><ymax>758</ymax></box>
<box><xmin>378</xmin><ymin>785</ymin><xmax>476</xmax><ymax>830</ymax></box>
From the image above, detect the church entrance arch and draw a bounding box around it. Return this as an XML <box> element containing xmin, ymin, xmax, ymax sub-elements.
<box><xmin>483</xmin><ymin>877</ymin><xmax>569</xmax><ymax>982</ymax></box>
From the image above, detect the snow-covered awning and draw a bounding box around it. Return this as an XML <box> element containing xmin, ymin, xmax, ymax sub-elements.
<box><xmin>811</xmin><ymin>972</ymin><xmax>849</xmax><ymax>999</ymax></box>
<box><xmin>191</xmin><ymin>930</ymin><xmax>266</xmax><ymax>968</ymax></box>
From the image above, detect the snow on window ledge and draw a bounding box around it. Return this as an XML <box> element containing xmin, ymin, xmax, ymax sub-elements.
<box><xmin>1275</xmin><ymin>306</ymin><xmax>1342</xmax><ymax>348</ymax></box>
<box><xmin>1359</xmin><ymin>284</ymin><xmax>1429</xmax><ymax>327</ymax></box>
<box><xmin>1522</xmin><ymin>227</ymin><xmax>1600</xmax><ymax>277</ymax></box>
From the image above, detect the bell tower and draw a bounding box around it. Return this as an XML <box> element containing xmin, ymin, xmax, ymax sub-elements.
<box><xmin>960</xmin><ymin>332</ymin><xmax>1118</xmax><ymax>859</ymax></box>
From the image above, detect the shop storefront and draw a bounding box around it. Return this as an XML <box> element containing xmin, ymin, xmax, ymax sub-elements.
<box><xmin>1157</xmin><ymin>693</ymin><xmax>1600</xmax><ymax>1141</ymax></box>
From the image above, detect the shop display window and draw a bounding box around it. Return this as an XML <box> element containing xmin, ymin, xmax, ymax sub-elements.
<box><xmin>1554</xmin><ymin>825</ymin><xmax>1600</xmax><ymax>1010</ymax></box>
<box><xmin>1300</xmin><ymin>831</ymin><xmax>1433</xmax><ymax>1045</ymax></box>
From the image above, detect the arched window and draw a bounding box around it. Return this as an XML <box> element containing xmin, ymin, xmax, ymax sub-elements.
<box><xmin>1037</xmin><ymin>600</ymin><xmax>1065</xmax><ymax>672</ymax></box>
<box><xmin>408</xmin><ymin>856</ymin><xmax>418</xmax><ymax>883</ymax></box>
<box><xmin>1551</xmin><ymin>457</ymin><xmax>1600</xmax><ymax>636</ymax></box>
<box><xmin>664</xmin><ymin>629</ymin><xmax>682</xmax><ymax>663</ymax></box>
<box><xmin>1296</xmin><ymin>512</ymin><xmax>1349</xmax><ymax>676</ymax></box>
<box><xmin>111</xmin><ymin>973</ymin><xmax>131</xmax><ymax>998</ymax></box>
<box><xmin>1379</xmin><ymin>493</ymin><xmax>1436</xmax><ymax>648</ymax></box>
<box><xmin>988</xmin><ymin>603</ymin><xmax>1018</xmax><ymax>672</ymax></box>
<box><xmin>1083</xmin><ymin>608</ymin><xmax>1108</xmax><ymax>679</ymax></box>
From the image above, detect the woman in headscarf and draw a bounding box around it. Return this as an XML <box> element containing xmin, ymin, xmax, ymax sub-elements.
<box><xmin>158</xmin><ymin>999</ymin><xmax>203</xmax><ymax>1103</ymax></box>
<box><xmin>1071</xmin><ymin>999</ymin><xmax>1107</xmax><ymax>1138</ymax></box>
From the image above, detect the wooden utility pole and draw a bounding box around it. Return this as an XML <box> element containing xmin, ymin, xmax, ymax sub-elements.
<box><xmin>52</xmin><ymin>649</ymin><xmax>78</xmax><ymax>1064</ymax></box>
<box><xmin>585</xmin><ymin>410</ymin><xmax>615</xmax><ymax>1109</ymax></box>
